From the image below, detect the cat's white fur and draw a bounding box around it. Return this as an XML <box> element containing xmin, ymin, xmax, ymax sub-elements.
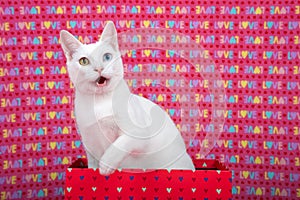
<box><xmin>60</xmin><ymin>21</ymin><xmax>195</xmax><ymax>175</ymax></box>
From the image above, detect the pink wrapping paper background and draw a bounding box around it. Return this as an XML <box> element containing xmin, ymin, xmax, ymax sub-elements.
<box><xmin>0</xmin><ymin>0</ymin><xmax>299</xmax><ymax>199</ymax></box>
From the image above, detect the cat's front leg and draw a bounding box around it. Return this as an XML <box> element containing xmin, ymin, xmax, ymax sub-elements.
<box><xmin>86</xmin><ymin>151</ymin><xmax>99</xmax><ymax>168</ymax></box>
<box><xmin>99</xmin><ymin>134</ymin><xmax>142</xmax><ymax>175</ymax></box>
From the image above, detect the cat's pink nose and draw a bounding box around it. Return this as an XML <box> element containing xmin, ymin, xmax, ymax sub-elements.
<box><xmin>94</xmin><ymin>67</ymin><xmax>103</xmax><ymax>74</ymax></box>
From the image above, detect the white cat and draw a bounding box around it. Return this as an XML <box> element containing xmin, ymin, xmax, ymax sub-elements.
<box><xmin>60</xmin><ymin>21</ymin><xmax>195</xmax><ymax>175</ymax></box>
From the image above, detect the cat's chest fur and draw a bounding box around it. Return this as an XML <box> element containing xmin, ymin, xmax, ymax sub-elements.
<box><xmin>74</xmin><ymin>92</ymin><xmax>114</xmax><ymax>127</ymax></box>
<box><xmin>74</xmin><ymin>92</ymin><xmax>120</xmax><ymax>160</ymax></box>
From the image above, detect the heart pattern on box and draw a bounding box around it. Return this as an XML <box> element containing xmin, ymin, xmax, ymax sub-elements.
<box><xmin>65</xmin><ymin>160</ymin><xmax>232</xmax><ymax>199</ymax></box>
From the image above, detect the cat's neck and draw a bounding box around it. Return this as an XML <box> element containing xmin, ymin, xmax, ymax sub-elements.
<box><xmin>75</xmin><ymin>90</ymin><xmax>113</xmax><ymax>101</ymax></box>
<box><xmin>74</xmin><ymin>79</ymin><xmax>129</xmax><ymax>104</ymax></box>
<box><xmin>74</xmin><ymin>89</ymin><xmax>114</xmax><ymax>121</ymax></box>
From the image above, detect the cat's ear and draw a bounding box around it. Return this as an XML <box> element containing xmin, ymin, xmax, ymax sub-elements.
<box><xmin>100</xmin><ymin>21</ymin><xmax>118</xmax><ymax>50</ymax></box>
<box><xmin>60</xmin><ymin>30</ymin><xmax>82</xmax><ymax>60</ymax></box>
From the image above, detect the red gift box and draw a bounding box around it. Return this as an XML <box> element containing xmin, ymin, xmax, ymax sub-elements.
<box><xmin>65</xmin><ymin>158</ymin><xmax>232</xmax><ymax>199</ymax></box>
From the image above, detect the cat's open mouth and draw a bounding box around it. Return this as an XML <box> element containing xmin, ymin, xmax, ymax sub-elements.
<box><xmin>95</xmin><ymin>76</ymin><xmax>108</xmax><ymax>87</ymax></box>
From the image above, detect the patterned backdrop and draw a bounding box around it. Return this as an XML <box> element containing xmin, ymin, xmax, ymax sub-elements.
<box><xmin>0</xmin><ymin>0</ymin><xmax>299</xmax><ymax>199</ymax></box>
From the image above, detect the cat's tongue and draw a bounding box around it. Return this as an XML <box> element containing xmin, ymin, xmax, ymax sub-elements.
<box><xmin>96</xmin><ymin>76</ymin><xmax>107</xmax><ymax>87</ymax></box>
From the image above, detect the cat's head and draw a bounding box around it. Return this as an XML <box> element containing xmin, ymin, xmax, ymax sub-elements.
<box><xmin>60</xmin><ymin>21</ymin><xmax>123</xmax><ymax>95</ymax></box>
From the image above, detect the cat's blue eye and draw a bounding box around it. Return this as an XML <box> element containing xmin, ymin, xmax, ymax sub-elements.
<box><xmin>103</xmin><ymin>53</ymin><xmax>112</xmax><ymax>62</ymax></box>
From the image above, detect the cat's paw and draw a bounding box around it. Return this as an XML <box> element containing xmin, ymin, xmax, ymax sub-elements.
<box><xmin>99</xmin><ymin>160</ymin><xmax>116</xmax><ymax>175</ymax></box>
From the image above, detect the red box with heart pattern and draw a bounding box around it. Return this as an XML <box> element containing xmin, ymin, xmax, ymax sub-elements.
<box><xmin>65</xmin><ymin>158</ymin><xmax>232</xmax><ymax>199</ymax></box>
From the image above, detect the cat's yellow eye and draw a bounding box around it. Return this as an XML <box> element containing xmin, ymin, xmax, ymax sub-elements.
<box><xmin>79</xmin><ymin>57</ymin><xmax>90</xmax><ymax>66</ymax></box>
